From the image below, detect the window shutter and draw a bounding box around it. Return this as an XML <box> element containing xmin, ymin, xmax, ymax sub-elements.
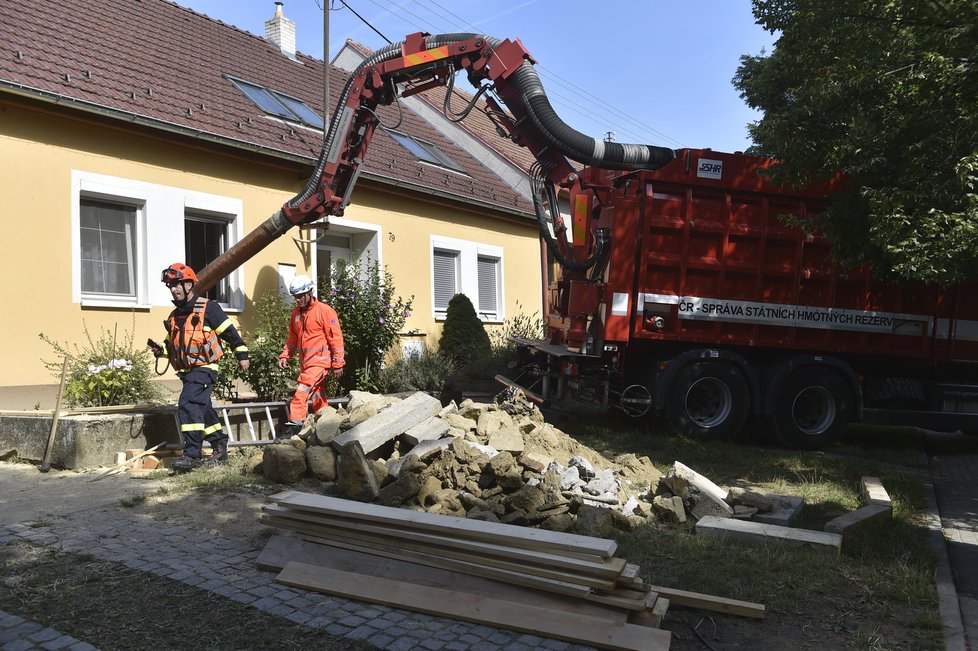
<box><xmin>477</xmin><ymin>255</ymin><xmax>498</xmax><ymax>317</ymax></box>
<box><xmin>433</xmin><ymin>250</ymin><xmax>458</xmax><ymax>310</ymax></box>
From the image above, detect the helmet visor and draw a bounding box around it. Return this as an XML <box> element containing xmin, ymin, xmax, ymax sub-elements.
<box><xmin>161</xmin><ymin>268</ymin><xmax>188</xmax><ymax>284</ymax></box>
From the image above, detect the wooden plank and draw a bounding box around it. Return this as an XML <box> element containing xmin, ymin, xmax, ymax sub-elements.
<box><xmin>648</xmin><ymin>584</ymin><xmax>766</xmax><ymax>619</ymax></box>
<box><xmin>270</xmin><ymin>490</ymin><xmax>617</xmax><ymax>558</ymax></box>
<box><xmin>87</xmin><ymin>443</ymin><xmax>164</xmax><ymax>482</ymax></box>
<box><xmin>284</xmin><ymin>529</ymin><xmax>653</xmax><ymax>612</ymax></box>
<box><xmin>262</xmin><ymin>504</ymin><xmax>627</xmax><ymax>579</ymax></box>
<box><xmin>261</xmin><ymin>515</ymin><xmax>592</xmax><ymax>599</ymax></box>
<box><xmin>256</xmin><ymin>535</ymin><xmax>628</xmax><ymax>623</ymax></box>
<box><xmin>277</xmin><ymin>562</ymin><xmax>671</xmax><ymax>651</ymax></box>
<box><xmin>262</xmin><ymin>510</ymin><xmax>619</xmax><ymax>590</ymax></box>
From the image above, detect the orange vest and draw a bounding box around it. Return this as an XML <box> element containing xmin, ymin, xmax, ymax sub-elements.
<box><xmin>167</xmin><ymin>297</ymin><xmax>224</xmax><ymax>371</ymax></box>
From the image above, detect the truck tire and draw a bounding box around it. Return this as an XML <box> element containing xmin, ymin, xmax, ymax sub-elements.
<box><xmin>665</xmin><ymin>361</ymin><xmax>749</xmax><ymax>441</ymax></box>
<box><xmin>772</xmin><ymin>366</ymin><xmax>852</xmax><ymax>450</ymax></box>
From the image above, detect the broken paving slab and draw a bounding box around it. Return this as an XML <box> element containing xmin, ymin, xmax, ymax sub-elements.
<box><xmin>331</xmin><ymin>391</ymin><xmax>442</xmax><ymax>454</ymax></box>
<box><xmin>696</xmin><ymin>515</ymin><xmax>842</xmax><ymax>555</ymax></box>
<box><xmin>663</xmin><ymin>461</ymin><xmax>733</xmax><ymax>519</ymax></box>
<box><xmin>401</xmin><ymin>416</ymin><xmax>450</xmax><ymax>447</ymax></box>
<box><xmin>750</xmin><ymin>495</ymin><xmax>805</xmax><ymax>527</ymax></box>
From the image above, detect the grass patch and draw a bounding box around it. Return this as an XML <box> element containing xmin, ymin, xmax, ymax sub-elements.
<box><xmin>118</xmin><ymin>494</ymin><xmax>147</xmax><ymax>508</ymax></box>
<box><xmin>0</xmin><ymin>543</ymin><xmax>367</xmax><ymax>651</ymax></box>
<box><xmin>550</xmin><ymin>406</ymin><xmax>942</xmax><ymax>650</ymax></box>
<box><xmin>159</xmin><ymin>447</ymin><xmax>316</xmax><ymax>498</ymax></box>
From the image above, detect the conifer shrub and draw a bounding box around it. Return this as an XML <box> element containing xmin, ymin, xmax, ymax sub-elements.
<box><xmin>437</xmin><ymin>293</ymin><xmax>491</xmax><ymax>367</ymax></box>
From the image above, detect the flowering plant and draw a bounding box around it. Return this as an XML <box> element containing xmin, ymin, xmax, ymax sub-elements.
<box><xmin>322</xmin><ymin>256</ymin><xmax>413</xmax><ymax>391</ymax></box>
<box><xmin>39</xmin><ymin>319</ymin><xmax>165</xmax><ymax>407</ymax></box>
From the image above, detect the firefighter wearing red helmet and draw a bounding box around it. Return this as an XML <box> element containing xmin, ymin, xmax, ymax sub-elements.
<box><xmin>157</xmin><ymin>263</ymin><xmax>250</xmax><ymax>471</ymax></box>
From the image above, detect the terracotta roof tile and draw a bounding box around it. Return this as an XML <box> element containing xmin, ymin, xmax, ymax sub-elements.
<box><xmin>0</xmin><ymin>0</ymin><xmax>532</xmax><ymax>215</ymax></box>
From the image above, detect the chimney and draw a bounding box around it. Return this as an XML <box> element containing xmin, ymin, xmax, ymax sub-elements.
<box><xmin>265</xmin><ymin>2</ymin><xmax>297</xmax><ymax>60</ymax></box>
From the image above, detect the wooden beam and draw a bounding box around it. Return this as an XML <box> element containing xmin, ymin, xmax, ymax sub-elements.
<box><xmin>262</xmin><ymin>515</ymin><xmax>593</xmax><ymax>599</ymax></box>
<box><xmin>257</xmin><ymin>535</ymin><xmax>628</xmax><ymax>623</ymax></box>
<box><xmin>648</xmin><ymin>584</ymin><xmax>766</xmax><ymax>619</ymax></box>
<box><xmin>262</xmin><ymin>504</ymin><xmax>627</xmax><ymax>579</ymax></box>
<box><xmin>277</xmin><ymin>562</ymin><xmax>670</xmax><ymax>651</ymax></box>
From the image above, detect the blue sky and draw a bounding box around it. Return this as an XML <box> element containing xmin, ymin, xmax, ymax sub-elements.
<box><xmin>174</xmin><ymin>1</ymin><xmax>774</xmax><ymax>154</ymax></box>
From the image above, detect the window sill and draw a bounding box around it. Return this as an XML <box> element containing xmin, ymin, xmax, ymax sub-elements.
<box><xmin>81</xmin><ymin>298</ymin><xmax>152</xmax><ymax>310</ymax></box>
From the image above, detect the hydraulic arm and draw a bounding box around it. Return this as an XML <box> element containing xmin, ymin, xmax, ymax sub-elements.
<box><xmin>195</xmin><ymin>32</ymin><xmax>674</xmax><ymax>294</ymax></box>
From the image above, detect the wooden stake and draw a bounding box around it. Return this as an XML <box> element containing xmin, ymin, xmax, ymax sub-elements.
<box><xmin>39</xmin><ymin>356</ymin><xmax>70</xmax><ymax>473</ymax></box>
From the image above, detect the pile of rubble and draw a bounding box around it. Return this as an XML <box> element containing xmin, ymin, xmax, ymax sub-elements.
<box><xmin>258</xmin><ymin>390</ymin><xmax>789</xmax><ymax>537</ymax></box>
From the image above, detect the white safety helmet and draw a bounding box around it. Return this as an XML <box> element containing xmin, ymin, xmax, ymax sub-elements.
<box><xmin>289</xmin><ymin>274</ymin><xmax>315</xmax><ymax>297</ymax></box>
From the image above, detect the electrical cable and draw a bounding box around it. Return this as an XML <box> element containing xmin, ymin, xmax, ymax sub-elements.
<box><xmin>339</xmin><ymin>0</ymin><xmax>685</xmax><ymax>148</ymax></box>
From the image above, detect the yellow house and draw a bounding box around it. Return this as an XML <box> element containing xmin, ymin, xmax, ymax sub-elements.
<box><xmin>0</xmin><ymin>1</ymin><xmax>546</xmax><ymax>409</ymax></box>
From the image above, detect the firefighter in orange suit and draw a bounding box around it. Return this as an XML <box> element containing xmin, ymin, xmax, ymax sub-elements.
<box><xmin>277</xmin><ymin>275</ymin><xmax>345</xmax><ymax>439</ymax></box>
<box><xmin>157</xmin><ymin>263</ymin><xmax>249</xmax><ymax>470</ymax></box>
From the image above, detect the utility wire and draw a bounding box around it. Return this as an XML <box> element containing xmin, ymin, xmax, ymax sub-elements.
<box><xmin>412</xmin><ymin>0</ymin><xmax>685</xmax><ymax>147</ymax></box>
<box><xmin>337</xmin><ymin>0</ymin><xmax>391</xmax><ymax>44</ymax></box>
<box><xmin>335</xmin><ymin>0</ymin><xmax>685</xmax><ymax>148</ymax></box>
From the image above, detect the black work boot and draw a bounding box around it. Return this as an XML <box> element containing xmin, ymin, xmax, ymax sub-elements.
<box><xmin>171</xmin><ymin>455</ymin><xmax>202</xmax><ymax>472</ymax></box>
<box><xmin>202</xmin><ymin>443</ymin><xmax>228</xmax><ymax>467</ymax></box>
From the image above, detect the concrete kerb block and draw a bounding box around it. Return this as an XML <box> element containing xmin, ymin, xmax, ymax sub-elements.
<box><xmin>860</xmin><ymin>476</ymin><xmax>892</xmax><ymax>507</ymax></box>
<box><xmin>824</xmin><ymin>503</ymin><xmax>893</xmax><ymax>546</ymax></box>
<box><xmin>697</xmin><ymin>515</ymin><xmax>842</xmax><ymax>555</ymax></box>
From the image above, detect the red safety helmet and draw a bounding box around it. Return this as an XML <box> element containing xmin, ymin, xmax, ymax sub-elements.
<box><xmin>161</xmin><ymin>263</ymin><xmax>198</xmax><ymax>285</ymax></box>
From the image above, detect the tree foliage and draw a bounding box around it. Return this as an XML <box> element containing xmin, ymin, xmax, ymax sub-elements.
<box><xmin>734</xmin><ymin>0</ymin><xmax>978</xmax><ymax>283</ymax></box>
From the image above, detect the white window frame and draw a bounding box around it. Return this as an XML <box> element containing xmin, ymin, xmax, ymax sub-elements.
<box><xmin>79</xmin><ymin>195</ymin><xmax>142</xmax><ymax>302</ymax></box>
<box><xmin>430</xmin><ymin>235</ymin><xmax>504</xmax><ymax>322</ymax></box>
<box><xmin>72</xmin><ymin>171</ymin><xmax>244</xmax><ymax>310</ymax></box>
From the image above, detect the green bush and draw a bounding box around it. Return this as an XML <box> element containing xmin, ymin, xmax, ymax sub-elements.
<box><xmin>322</xmin><ymin>256</ymin><xmax>413</xmax><ymax>391</ymax></box>
<box><xmin>39</xmin><ymin>319</ymin><xmax>166</xmax><ymax>408</ymax></box>
<box><xmin>375</xmin><ymin>347</ymin><xmax>459</xmax><ymax>395</ymax></box>
<box><xmin>438</xmin><ymin>293</ymin><xmax>492</xmax><ymax>367</ymax></box>
<box><xmin>217</xmin><ymin>291</ymin><xmax>298</xmax><ymax>401</ymax></box>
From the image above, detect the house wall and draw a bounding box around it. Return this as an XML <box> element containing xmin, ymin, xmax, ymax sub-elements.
<box><xmin>0</xmin><ymin>100</ymin><xmax>543</xmax><ymax>409</ymax></box>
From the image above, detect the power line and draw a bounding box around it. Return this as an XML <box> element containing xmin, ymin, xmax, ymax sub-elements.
<box><xmin>334</xmin><ymin>0</ymin><xmax>685</xmax><ymax>148</ymax></box>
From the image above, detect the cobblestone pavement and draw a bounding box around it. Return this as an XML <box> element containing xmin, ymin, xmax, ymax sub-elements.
<box><xmin>926</xmin><ymin>431</ymin><xmax>978</xmax><ymax>651</ymax></box>
<box><xmin>0</xmin><ymin>480</ymin><xmax>596</xmax><ymax>651</ymax></box>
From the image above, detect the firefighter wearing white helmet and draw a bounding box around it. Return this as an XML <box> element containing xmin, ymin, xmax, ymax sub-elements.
<box><xmin>277</xmin><ymin>274</ymin><xmax>345</xmax><ymax>439</ymax></box>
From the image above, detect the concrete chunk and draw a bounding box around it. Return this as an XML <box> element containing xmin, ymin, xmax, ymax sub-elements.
<box><xmin>696</xmin><ymin>515</ymin><xmax>842</xmax><ymax>554</ymax></box>
<box><xmin>331</xmin><ymin>392</ymin><xmax>442</xmax><ymax>454</ymax></box>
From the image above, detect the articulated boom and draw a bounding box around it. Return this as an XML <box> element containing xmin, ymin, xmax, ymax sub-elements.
<box><xmin>280</xmin><ymin>32</ymin><xmax>576</xmax><ymax>226</ymax></box>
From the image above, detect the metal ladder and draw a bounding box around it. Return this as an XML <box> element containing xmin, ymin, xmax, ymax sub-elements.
<box><xmin>216</xmin><ymin>400</ymin><xmax>287</xmax><ymax>446</ymax></box>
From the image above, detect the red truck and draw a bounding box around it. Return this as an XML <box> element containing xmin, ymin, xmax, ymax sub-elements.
<box><xmin>196</xmin><ymin>32</ymin><xmax>978</xmax><ymax>450</ymax></box>
<box><xmin>507</xmin><ymin>152</ymin><xmax>978</xmax><ymax>449</ymax></box>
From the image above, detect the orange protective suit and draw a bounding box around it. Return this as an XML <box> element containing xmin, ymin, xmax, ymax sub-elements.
<box><xmin>279</xmin><ymin>298</ymin><xmax>345</xmax><ymax>421</ymax></box>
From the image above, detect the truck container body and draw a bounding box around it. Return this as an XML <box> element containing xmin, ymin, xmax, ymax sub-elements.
<box><xmin>518</xmin><ymin>149</ymin><xmax>978</xmax><ymax>449</ymax></box>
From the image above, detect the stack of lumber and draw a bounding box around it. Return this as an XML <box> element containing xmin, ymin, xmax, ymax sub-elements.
<box><xmin>260</xmin><ymin>490</ymin><xmax>672</xmax><ymax>651</ymax></box>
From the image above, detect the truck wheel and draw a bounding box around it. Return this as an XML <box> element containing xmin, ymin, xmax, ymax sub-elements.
<box><xmin>665</xmin><ymin>361</ymin><xmax>749</xmax><ymax>441</ymax></box>
<box><xmin>772</xmin><ymin>366</ymin><xmax>852</xmax><ymax>450</ymax></box>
